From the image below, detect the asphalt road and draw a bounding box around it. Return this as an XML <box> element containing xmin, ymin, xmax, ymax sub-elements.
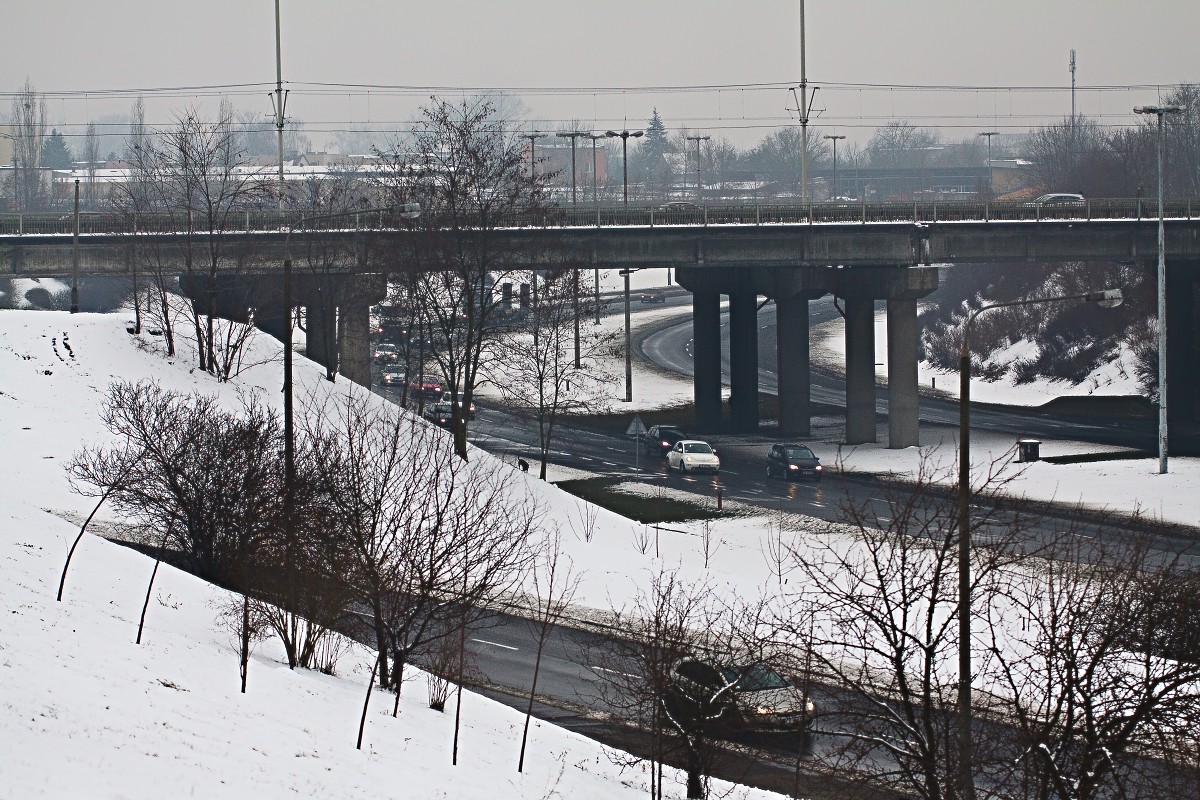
<box><xmin>639</xmin><ymin>293</ymin><xmax>1159</xmax><ymax>450</ymax></box>
<box><xmin>367</xmin><ymin>299</ymin><xmax>1199</xmax><ymax>796</ymax></box>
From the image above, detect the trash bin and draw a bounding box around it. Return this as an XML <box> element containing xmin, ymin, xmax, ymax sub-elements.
<box><xmin>1017</xmin><ymin>439</ymin><xmax>1041</xmax><ymax>463</ymax></box>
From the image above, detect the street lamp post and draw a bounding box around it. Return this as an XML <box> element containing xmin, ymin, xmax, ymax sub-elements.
<box><xmin>956</xmin><ymin>287</ymin><xmax>1123</xmax><ymax>800</ymax></box>
<box><xmin>978</xmin><ymin>131</ymin><xmax>998</xmax><ymax>198</ymax></box>
<box><xmin>619</xmin><ymin>268</ymin><xmax>638</xmax><ymax>402</ymax></box>
<box><xmin>686</xmin><ymin>134</ymin><xmax>710</xmax><ymax>202</ymax></box>
<box><xmin>1134</xmin><ymin>104</ymin><xmax>1183</xmax><ymax>475</ymax></box>
<box><xmin>588</xmin><ymin>133</ymin><xmax>604</xmax><ymax>324</ymax></box>
<box><xmin>823</xmin><ymin>134</ymin><xmax>845</xmax><ymax>199</ymax></box>
<box><xmin>606</xmin><ymin>129</ymin><xmax>643</xmax><ymax>207</ymax></box>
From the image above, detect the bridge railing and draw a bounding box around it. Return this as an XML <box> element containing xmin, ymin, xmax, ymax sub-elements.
<box><xmin>0</xmin><ymin>198</ymin><xmax>1194</xmax><ymax>236</ymax></box>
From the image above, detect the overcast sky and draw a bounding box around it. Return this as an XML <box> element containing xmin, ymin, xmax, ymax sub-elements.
<box><xmin>4</xmin><ymin>0</ymin><xmax>1195</xmax><ymax>152</ymax></box>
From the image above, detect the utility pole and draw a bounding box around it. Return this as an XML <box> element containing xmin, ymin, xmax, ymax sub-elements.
<box><xmin>799</xmin><ymin>0</ymin><xmax>810</xmax><ymax>204</ymax></box>
<box><xmin>686</xmin><ymin>134</ymin><xmax>710</xmax><ymax>201</ymax></box>
<box><xmin>556</xmin><ymin>130</ymin><xmax>588</xmax><ymax>206</ymax></box>
<box><xmin>273</xmin><ymin>0</ymin><xmax>288</xmax><ymax>211</ymax></box>
<box><xmin>978</xmin><ymin>131</ymin><xmax>998</xmax><ymax>197</ymax></box>
<box><xmin>520</xmin><ymin>132</ymin><xmax>545</xmax><ymax>178</ymax></box>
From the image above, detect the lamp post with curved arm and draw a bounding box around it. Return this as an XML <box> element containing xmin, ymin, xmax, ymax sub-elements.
<box><xmin>956</xmin><ymin>287</ymin><xmax>1123</xmax><ymax>799</ymax></box>
<box><xmin>1134</xmin><ymin>104</ymin><xmax>1184</xmax><ymax>474</ymax></box>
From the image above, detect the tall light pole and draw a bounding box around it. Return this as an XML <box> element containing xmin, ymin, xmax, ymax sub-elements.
<box><xmin>1135</xmin><ymin>104</ymin><xmax>1183</xmax><ymax>474</ymax></box>
<box><xmin>588</xmin><ymin>133</ymin><xmax>605</xmax><ymax>324</ymax></box>
<box><xmin>520</xmin><ymin>131</ymin><xmax>545</xmax><ymax>178</ymax></box>
<box><xmin>619</xmin><ymin>268</ymin><xmax>638</xmax><ymax>402</ymax></box>
<box><xmin>978</xmin><ymin>131</ymin><xmax>998</xmax><ymax>198</ymax></box>
<box><xmin>798</xmin><ymin>0</ymin><xmax>811</xmax><ymax>204</ymax></box>
<box><xmin>956</xmin><ymin>288</ymin><xmax>1123</xmax><ymax>800</ymax></box>
<box><xmin>606</xmin><ymin>129</ymin><xmax>643</xmax><ymax>207</ymax></box>
<box><xmin>686</xmin><ymin>134</ymin><xmax>710</xmax><ymax>201</ymax></box>
<box><xmin>272</xmin><ymin>0</ymin><xmax>288</xmax><ymax>211</ymax></box>
<box><xmin>556</xmin><ymin>130</ymin><xmax>588</xmax><ymax>206</ymax></box>
<box><xmin>823</xmin><ymin>134</ymin><xmax>845</xmax><ymax>199</ymax></box>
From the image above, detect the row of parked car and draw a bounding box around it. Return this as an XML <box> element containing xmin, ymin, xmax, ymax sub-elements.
<box><xmin>641</xmin><ymin>424</ymin><xmax>823</xmax><ymax>481</ymax></box>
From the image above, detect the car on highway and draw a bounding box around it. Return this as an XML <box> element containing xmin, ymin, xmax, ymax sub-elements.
<box><xmin>380</xmin><ymin>368</ymin><xmax>406</xmax><ymax>387</ymax></box>
<box><xmin>766</xmin><ymin>443</ymin><xmax>823</xmax><ymax>482</ymax></box>
<box><xmin>666</xmin><ymin>440</ymin><xmax>720</xmax><ymax>474</ymax></box>
<box><xmin>643</xmin><ymin>424</ymin><xmax>687</xmax><ymax>457</ymax></box>
<box><xmin>372</xmin><ymin>342</ymin><xmax>399</xmax><ymax>362</ymax></box>
<box><xmin>440</xmin><ymin>390</ymin><xmax>477</xmax><ymax>420</ymax></box>
<box><xmin>658</xmin><ymin>200</ymin><xmax>700</xmax><ymax>212</ymax></box>
<box><xmin>408</xmin><ymin>374</ymin><xmax>443</xmax><ymax>400</ymax></box>
<box><xmin>1026</xmin><ymin>192</ymin><xmax>1085</xmax><ymax>207</ymax></box>
<box><xmin>665</xmin><ymin>657</ymin><xmax>815</xmax><ymax>733</ymax></box>
<box><xmin>422</xmin><ymin>402</ymin><xmax>455</xmax><ymax>430</ymax></box>
<box><xmin>640</xmin><ymin>289</ymin><xmax>667</xmax><ymax>304</ymax></box>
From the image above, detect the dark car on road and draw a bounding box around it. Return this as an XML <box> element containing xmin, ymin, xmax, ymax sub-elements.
<box><xmin>665</xmin><ymin>657</ymin><xmax>815</xmax><ymax>734</ymax></box>
<box><xmin>422</xmin><ymin>402</ymin><xmax>455</xmax><ymax>430</ymax></box>
<box><xmin>640</xmin><ymin>289</ymin><xmax>667</xmax><ymax>304</ymax></box>
<box><xmin>440</xmin><ymin>390</ymin><xmax>477</xmax><ymax>420</ymax></box>
<box><xmin>766</xmin><ymin>443</ymin><xmax>823</xmax><ymax>482</ymax></box>
<box><xmin>643</xmin><ymin>424</ymin><xmax>687</xmax><ymax>456</ymax></box>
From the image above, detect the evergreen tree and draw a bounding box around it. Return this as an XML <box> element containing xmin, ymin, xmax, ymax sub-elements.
<box><xmin>40</xmin><ymin>129</ymin><xmax>73</xmax><ymax>170</ymax></box>
<box><xmin>633</xmin><ymin>108</ymin><xmax>674</xmax><ymax>199</ymax></box>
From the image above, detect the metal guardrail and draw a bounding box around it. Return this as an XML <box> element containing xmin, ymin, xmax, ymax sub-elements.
<box><xmin>0</xmin><ymin>199</ymin><xmax>1195</xmax><ymax>237</ymax></box>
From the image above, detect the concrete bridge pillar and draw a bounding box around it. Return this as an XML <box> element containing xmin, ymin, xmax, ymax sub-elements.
<box><xmin>843</xmin><ymin>293</ymin><xmax>877</xmax><ymax>444</ymax></box>
<box><xmin>769</xmin><ymin>267</ymin><xmax>832</xmax><ymax>438</ymax></box>
<box><xmin>728</xmin><ymin>277</ymin><xmax>760</xmax><ymax>433</ymax></box>
<box><xmin>305</xmin><ymin>302</ymin><xmax>336</xmax><ymax>374</ymax></box>
<box><xmin>692</xmin><ymin>287</ymin><xmax>723</xmax><ymax>431</ymax></box>
<box><xmin>776</xmin><ymin>294</ymin><xmax>811</xmax><ymax>437</ymax></box>
<box><xmin>886</xmin><ymin>298</ymin><xmax>919</xmax><ymax>448</ymax></box>
<box><xmin>339</xmin><ymin>300</ymin><xmax>372</xmax><ymax>388</ymax></box>
<box><xmin>1166</xmin><ymin>260</ymin><xmax>1200</xmax><ymax>431</ymax></box>
<box><xmin>254</xmin><ymin>301</ymin><xmax>289</xmax><ymax>343</ymax></box>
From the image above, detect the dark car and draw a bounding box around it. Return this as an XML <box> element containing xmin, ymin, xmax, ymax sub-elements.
<box><xmin>640</xmin><ymin>289</ymin><xmax>667</xmax><ymax>304</ymax></box>
<box><xmin>440</xmin><ymin>390</ymin><xmax>477</xmax><ymax>420</ymax></box>
<box><xmin>422</xmin><ymin>402</ymin><xmax>455</xmax><ymax>430</ymax></box>
<box><xmin>643</xmin><ymin>424</ymin><xmax>687</xmax><ymax>456</ymax></box>
<box><xmin>766</xmin><ymin>443</ymin><xmax>823</xmax><ymax>482</ymax></box>
<box><xmin>408</xmin><ymin>374</ymin><xmax>443</xmax><ymax>400</ymax></box>
<box><xmin>665</xmin><ymin>657</ymin><xmax>815</xmax><ymax>734</ymax></box>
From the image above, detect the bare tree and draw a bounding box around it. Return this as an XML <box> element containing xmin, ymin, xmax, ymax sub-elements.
<box><xmin>982</xmin><ymin>533</ymin><xmax>1200</xmax><ymax>800</ymax></box>
<box><xmin>118</xmin><ymin>101</ymin><xmax>272</xmax><ymax>378</ymax></box>
<box><xmin>8</xmin><ymin>77</ymin><xmax>48</xmax><ymax>211</ymax></box>
<box><xmin>376</xmin><ymin>96</ymin><xmax>553</xmax><ymax>459</ymax></box>
<box><xmin>595</xmin><ymin>569</ymin><xmax>775</xmax><ymax>799</ymax></box>
<box><xmin>299</xmin><ymin>388</ymin><xmax>539</xmax><ymax>700</ymax></box>
<box><xmin>777</xmin><ymin>454</ymin><xmax>1029</xmax><ymax>800</ymax></box>
<box><xmin>491</xmin><ymin>266</ymin><xmax>615</xmax><ymax>479</ymax></box>
<box><xmin>518</xmin><ymin>532</ymin><xmax>579</xmax><ymax>772</ymax></box>
<box><xmin>82</xmin><ymin>121</ymin><xmax>101</xmax><ymax>207</ymax></box>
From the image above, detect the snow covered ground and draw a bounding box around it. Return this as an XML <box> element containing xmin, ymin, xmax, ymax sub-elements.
<box><xmin>0</xmin><ymin>287</ymin><xmax>1194</xmax><ymax>798</ymax></box>
<box><xmin>0</xmin><ymin>308</ymin><xmax>788</xmax><ymax>799</ymax></box>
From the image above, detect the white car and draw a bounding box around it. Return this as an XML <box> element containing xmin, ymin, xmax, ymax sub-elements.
<box><xmin>667</xmin><ymin>440</ymin><xmax>720</xmax><ymax>474</ymax></box>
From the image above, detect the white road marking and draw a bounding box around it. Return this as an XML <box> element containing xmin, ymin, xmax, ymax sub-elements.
<box><xmin>590</xmin><ymin>665</ymin><xmax>639</xmax><ymax>679</ymax></box>
<box><xmin>471</xmin><ymin>638</ymin><xmax>518</xmax><ymax>651</ymax></box>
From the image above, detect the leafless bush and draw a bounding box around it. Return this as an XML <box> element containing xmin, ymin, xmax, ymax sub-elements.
<box><xmin>572</xmin><ymin>499</ymin><xmax>599</xmax><ymax>543</ymax></box>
